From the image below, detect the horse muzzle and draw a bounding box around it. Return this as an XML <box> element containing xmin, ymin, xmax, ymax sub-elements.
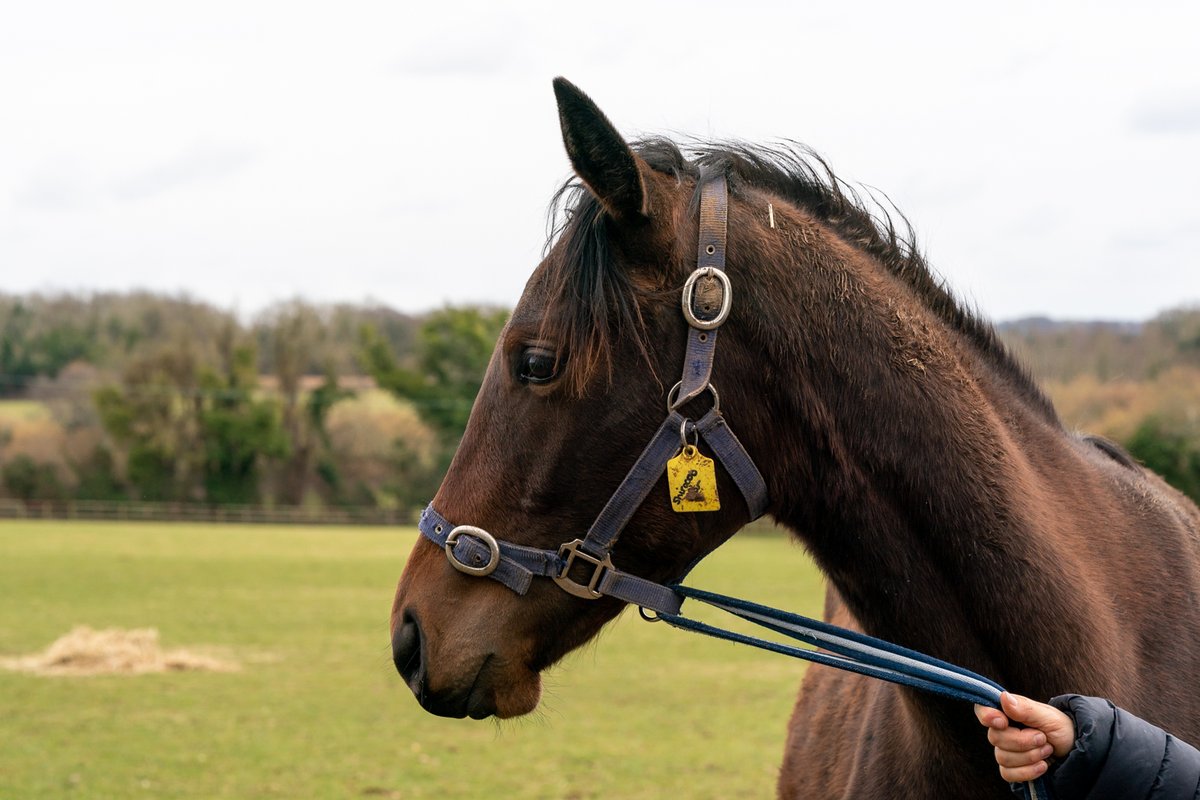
<box><xmin>391</xmin><ymin>611</ymin><xmax>501</xmax><ymax>720</ymax></box>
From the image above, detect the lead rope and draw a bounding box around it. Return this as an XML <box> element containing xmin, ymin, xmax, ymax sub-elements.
<box><xmin>652</xmin><ymin>587</ymin><xmax>1051</xmax><ymax>799</ymax></box>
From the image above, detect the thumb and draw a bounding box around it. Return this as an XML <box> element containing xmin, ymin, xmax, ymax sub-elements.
<box><xmin>1001</xmin><ymin>692</ymin><xmax>1056</xmax><ymax>726</ymax></box>
<box><xmin>1000</xmin><ymin>692</ymin><xmax>1076</xmax><ymax>757</ymax></box>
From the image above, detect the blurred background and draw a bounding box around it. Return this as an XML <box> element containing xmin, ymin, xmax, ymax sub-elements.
<box><xmin>1</xmin><ymin>0</ymin><xmax>1198</xmax><ymax>519</ymax></box>
<box><xmin>0</xmin><ymin>2</ymin><xmax>1197</xmax><ymax>798</ymax></box>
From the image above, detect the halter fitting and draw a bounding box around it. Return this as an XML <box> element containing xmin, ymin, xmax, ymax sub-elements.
<box><xmin>681</xmin><ymin>267</ymin><xmax>732</xmax><ymax>330</ymax></box>
<box><xmin>444</xmin><ymin>525</ymin><xmax>500</xmax><ymax>577</ymax></box>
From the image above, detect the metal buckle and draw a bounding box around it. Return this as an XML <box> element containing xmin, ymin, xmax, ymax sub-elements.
<box><xmin>444</xmin><ymin>525</ymin><xmax>501</xmax><ymax>577</ymax></box>
<box><xmin>680</xmin><ymin>267</ymin><xmax>732</xmax><ymax>330</ymax></box>
<box><xmin>553</xmin><ymin>539</ymin><xmax>613</xmax><ymax>599</ymax></box>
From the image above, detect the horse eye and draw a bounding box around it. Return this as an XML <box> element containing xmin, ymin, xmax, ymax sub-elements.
<box><xmin>518</xmin><ymin>347</ymin><xmax>560</xmax><ymax>385</ymax></box>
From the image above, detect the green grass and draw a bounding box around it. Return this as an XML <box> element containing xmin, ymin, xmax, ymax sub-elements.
<box><xmin>0</xmin><ymin>522</ymin><xmax>825</xmax><ymax>799</ymax></box>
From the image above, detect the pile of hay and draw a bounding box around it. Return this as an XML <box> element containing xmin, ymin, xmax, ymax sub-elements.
<box><xmin>0</xmin><ymin>626</ymin><xmax>239</xmax><ymax>676</ymax></box>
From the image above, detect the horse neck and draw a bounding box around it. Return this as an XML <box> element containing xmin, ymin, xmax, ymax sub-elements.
<box><xmin>734</xmin><ymin>217</ymin><xmax>1103</xmax><ymax>698</ymax></box>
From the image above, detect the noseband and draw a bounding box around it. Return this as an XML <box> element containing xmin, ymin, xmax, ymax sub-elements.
<box><xmin>418</xmin><ymin>174</ymin><xmax>768</xmax><ymax>616</ymax></box>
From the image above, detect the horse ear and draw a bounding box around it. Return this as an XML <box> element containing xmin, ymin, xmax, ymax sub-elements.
<box><xmin>552</xmin><ymin>77</ymin><xmax>647</xmax><ymax>222</ymax></box>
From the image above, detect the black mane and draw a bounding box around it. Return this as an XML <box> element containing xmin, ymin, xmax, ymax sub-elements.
<box><xmin>546</xmin><ymin>138</ymin><xmax>1057</xmax><ymax>421</ymax></box>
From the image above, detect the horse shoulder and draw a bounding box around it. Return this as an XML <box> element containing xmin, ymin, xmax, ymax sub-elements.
<box><xmin>779</xmin><ymin>586</ymin><xmax>961</xmax><ymax>798</ymax></box>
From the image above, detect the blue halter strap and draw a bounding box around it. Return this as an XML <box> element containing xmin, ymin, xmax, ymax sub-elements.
<box><xmin>417</xmin><ymin>174</ymin><xmax>1051</xmax><ymax>800</ymax></box>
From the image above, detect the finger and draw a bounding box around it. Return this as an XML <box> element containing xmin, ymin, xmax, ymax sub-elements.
<box><xmin>995</xmin><ymin>744</ymin><xmax>1054</xmax><ymax>768</ymax></box>
<box><xmin>1001</xmin><ymin>692</ymin><xmax>1060</xmax><ymax>729</ymax></box>
<box><xmin>974</xmin><ymin>704</ymin><xmax>1008</xmax><ymax>730</ymax></box>
<box><xmin>988</xmin><ymin>727</ymin><xmax>1047</xmax><ymax>751</ymax></box>
<box><xmin>999</xmin><ymin>760</ymin><xmax>1049</xmax><ymax>784</ymax></box>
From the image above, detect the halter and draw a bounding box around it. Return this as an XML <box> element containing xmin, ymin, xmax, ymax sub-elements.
<box><xmin>415</xmin><ymin>174</ymin><xmax>1049</xmax><ymax>800</ymax></box>
<box><xmin>418</xmin><ymin>174</ymin><xmax>767</xmax><ymax>616</ymax></box>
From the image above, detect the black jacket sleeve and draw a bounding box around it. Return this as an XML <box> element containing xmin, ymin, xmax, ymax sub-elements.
<box><xmin>1044</xmin><ymin>694</ymin><xmax>1200</xmax><ymax>800</ymax></box>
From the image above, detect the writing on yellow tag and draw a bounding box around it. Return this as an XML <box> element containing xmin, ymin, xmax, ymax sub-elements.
<box><xmin>666</xmin><ymin>445</ymin><xmax>720</xmax><ymax>512</ymax></box>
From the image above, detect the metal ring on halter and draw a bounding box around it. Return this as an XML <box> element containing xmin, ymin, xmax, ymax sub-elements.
<box><xmin>678</xmin><ymin>416</ymin><xmax>701</xmax><ymax>449</ymax></box>
<box><xmin>444</xmin><ymin>525</ymin><xmax>501</xmax><ymax>577</ymax></box>
<box><xmin>639</xmin><ymin>606</ymin><xmax>662</xmax><ymax>623</ymax></box>
<box><xmin>667</xmin><ymin>381</ymin><xmax>720</xmax><ymax>413</ymax></box>
<box><xmin>680</xmin><ymin>267</ymin><xmax>732</xmax><ymax>330</ymax></box>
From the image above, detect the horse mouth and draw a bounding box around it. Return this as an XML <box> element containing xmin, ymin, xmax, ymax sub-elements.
<box><xmin>408</xmin><ymin>652</ymin><xmax>542</xmax><ymax>720</ymax></box>
<box><xmin>414</xmin><ymin>682</ymin><xmax>496</xmax><ymax>720</ymax></box>
<box><xmin>412</xmin><ymin>654</ymin><xmax>496</xmax><ymax>720</ymax></box>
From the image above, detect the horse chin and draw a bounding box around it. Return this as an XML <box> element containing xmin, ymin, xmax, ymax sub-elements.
<box><xmin>479</xmin><ymin>654</ymin><xmax>543</xmax><ymax>718</ymax></box>
<box><xmin>492</xmin><ymin>672</ymin><xmax>542</xmax><ymax>719</ymax></box>
<box><xmin>453</xmin><ymin>665</ymin><xmax>542</xmax><ymax>720</ymax></box>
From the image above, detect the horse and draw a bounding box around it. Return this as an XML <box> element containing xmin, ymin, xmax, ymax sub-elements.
<box><xmin>390</xmin><ymin>77</ymin><xmax>1200</xmax><ymax>798</ymax></box>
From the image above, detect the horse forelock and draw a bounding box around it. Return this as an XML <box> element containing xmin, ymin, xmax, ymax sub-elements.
<box><xmin>541</xmin><ymin>136</ymin><xmax>1057</xmax><ymax>420</ymax></box>
<box><xmin>539</xmin><ymin>182</ymin><xmax>656</xmax><ymax>396</ymax></box>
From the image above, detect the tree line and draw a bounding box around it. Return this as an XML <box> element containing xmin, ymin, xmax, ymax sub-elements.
<box><xmin>0</xmin><ymin>292</ymin><xmax>1197</xmax><ymax>511</ymax></box>
<box><xmin>1000</xmin><ymin>308</ymin><xmax>1200</xmax><ymax>502</ymax></box>
<box><xmin>0</xmin><ymin>292</ymin><xmax>504</xmax><ymax>514</ymax></box>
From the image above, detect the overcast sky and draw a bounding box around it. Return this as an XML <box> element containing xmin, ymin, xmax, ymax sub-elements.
<box><xmin>2</xmin><ymin>1</ymin><xmax>1197</xmax><ymax>321</ymax></box>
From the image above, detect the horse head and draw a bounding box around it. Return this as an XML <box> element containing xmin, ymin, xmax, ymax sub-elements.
<box><xmin>390</xmin><ymin>79</ymin><xmax>780</xmax><ymax>719</ymax></box>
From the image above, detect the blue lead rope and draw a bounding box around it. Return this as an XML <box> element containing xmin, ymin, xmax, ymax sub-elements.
<box><xmin>659</xmin><ymin>586</ymin><xmax>1052</xmax><ymax>800</ymax></box>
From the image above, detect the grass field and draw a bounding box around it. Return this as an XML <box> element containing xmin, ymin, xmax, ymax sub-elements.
<box><xmin>0</xmin><ymin>521</ymin><xmax>825</xmax><ymax>799</ymax></box>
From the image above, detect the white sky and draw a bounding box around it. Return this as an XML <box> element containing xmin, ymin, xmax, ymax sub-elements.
<box><xmin>2</xmin><ymin>0</ymin><xmax>1198</xmax><ymax>321</ymax></box>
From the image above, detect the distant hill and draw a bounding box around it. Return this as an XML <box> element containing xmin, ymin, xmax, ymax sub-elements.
<box><xmin>997</xmin><ymin>317</ymin><xmax>1143</xmax><ymax>336</ymax></box>
<box><xmin>997</xmin><ymin>307</ymin><xmax>1200</xmax><ymax>383</ymax></box>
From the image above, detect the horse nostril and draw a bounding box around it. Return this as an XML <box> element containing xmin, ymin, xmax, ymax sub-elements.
<box><xmin>392</xmin><ymin>611</ymin><xmax>424</xmax><ymax>687</ymax></box>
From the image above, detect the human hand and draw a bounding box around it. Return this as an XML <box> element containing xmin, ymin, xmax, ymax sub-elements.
<box><xmin>974</xmin><ymin>692</ymin><xmax>1076</xmax><ymax>782</ymax></box>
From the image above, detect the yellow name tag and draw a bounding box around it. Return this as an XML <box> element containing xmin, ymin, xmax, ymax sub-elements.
<box><xmin>666</xmin><ymin>445</ymin><xmax>720</xmax><ymax>512</ymax></box>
